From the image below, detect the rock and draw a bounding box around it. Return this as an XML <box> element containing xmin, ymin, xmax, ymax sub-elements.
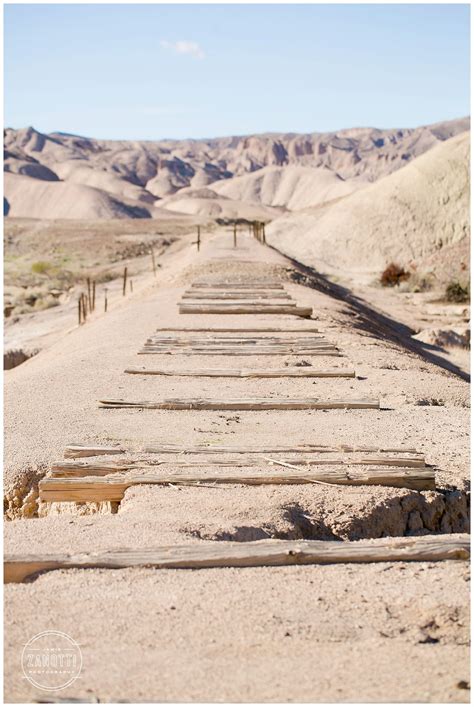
<box><xmin>413</xmin><ymin>326</ymin><xmax>470</xmax><ymax>348</ymax></box>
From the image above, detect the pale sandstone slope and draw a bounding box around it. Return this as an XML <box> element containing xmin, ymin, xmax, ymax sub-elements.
<box><xmin>267</xmin><ymin>132</ymin><xmax>470</xmax><ymax>281</ymax></box>
<box><xmin>4</xmin><ymin>172</ymin><xmax>153</xmax><ymax>219</ymax></box>
<box><xmin>3</xmin><ymin>117</ymin><xmax>469</xmax><ymax>220</ymax></box>
<box><xmin>158</xmin><ymin>186</ymin><xmax>280</xmax><ymax>220</ymax></box>
<box><xmin>211</xmin><ymin>165</ymin><xmax>361</xmax><ymax>210</ymax></box>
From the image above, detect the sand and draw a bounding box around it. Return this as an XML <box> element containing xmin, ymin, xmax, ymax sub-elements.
<box><xmin>4</xmin><ymin>229</ymin><xmax>470</xmax><ymax>702</ymax></box>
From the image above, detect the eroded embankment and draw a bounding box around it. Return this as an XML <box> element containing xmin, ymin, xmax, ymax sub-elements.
<box><xmin>4</xmin><ymin>243</ymin><xmax>470</xmax><ymax>545</ymax></box>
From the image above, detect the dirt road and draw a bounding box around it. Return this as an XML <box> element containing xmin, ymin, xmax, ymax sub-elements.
<box><xmin>4</xmin><ymin>227</ymin><xmax>470</xmax><ymax>703</ymax></box>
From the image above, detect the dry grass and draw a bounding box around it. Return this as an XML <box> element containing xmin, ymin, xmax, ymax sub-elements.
<box><xmin>4</xmin><ymin>217</ymin><xmax>193</xmax><ymax>317</ymax></box>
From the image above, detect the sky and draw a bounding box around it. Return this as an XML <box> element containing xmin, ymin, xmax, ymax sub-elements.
<box><xmin>4</xmin><ymin>3</ymin><xmax>471</xmax><ymax>140</ymax></box>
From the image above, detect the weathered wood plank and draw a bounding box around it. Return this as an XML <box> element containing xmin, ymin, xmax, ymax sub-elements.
<box><xmin>144</xmin><ymin>337</ymin><xmax>328</xmax><ymax>345</ymax></box>
<box><xmin>39</xmin><ymin>467</ymin><xmax>435</xmax><ymax>501</ymax></box>
<box><xmin>6</xmin><ymin>535</ymin><xmax>467</xmax><ymax>583</ymax></box>
<box><xmin>64</xmin><ymin>444</ymin><xmax>126</xmax><ymax>459</ymax></box>
<box><xmin>179</xmin><ymin>304</ymin><xmax>313</xmax><ymax>317</ymax></box>
<box><xmin>125</xmin><ymin>367</ymin><xmax>355</xmax><ymax>378</ymax></box>
<box><xmin>191</xmin><ymin>283</ymin><xmax>284</xmax><ymax>289</ymax></box>
<box><xmin>141</xmin><ymin>345</ymin><xmax>336</xmax><ymax>352</ymax></box>
<box><xmin>141</xmin><ymin>340</ymin><xmax>335</xmax><ymax>345</ymax></box>
<box><xmin>99</xmin><ymin>397</ymin><xmax>380</xmax><ymax>410</ymax></box>
<box><xmin>147</xmin><ymin>334</ymin><xmax>325</xmax><ymax>340</ymax></box>
<box><xmin>51</xmin><ymin>455</ymin><xmax>427</xmax><ymax>477</ymax></box>
<box><xmin>143</xmin><ymin>444</ymin><xmax>421</xmax><ymax>455</ymax></box>
<box><xmin>182</xmin><ymin>292</ymin><xmax>292</xmax><ymax>300</ymax></box>
<box><xmin>138</xmin><ymin>349</ymin><xmax>341</xmax><ymax>356</ymax></box>
<box><xmin>152</xmin><ymin>327</ymin><xmax>321</xmax><ymax>333</ymax></box>
<box><xmin>180</xmin><ymin>301</ymin><xmax>299</xmax><ymax>308</ymax></box>
<box><xmin>143</xmin><ymin>341</ymin><xmax>332</xmax><ymax>348</ymax></box>
<box><xmin>64</xmin><ymin>442</ymin><xmax>419</xmax><ymax>458</ymax></box>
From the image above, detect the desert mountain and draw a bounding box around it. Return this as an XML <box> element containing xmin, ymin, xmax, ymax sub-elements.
<box><xmin>158</xmin><ymin>186</ymin><xmax>279</xmax><ymax>220</ymax></box>
<box><xmin>266</xmin><ymin>131</ymin><xmax>470</xmax><ymax>282</ymax></box>
<box><xmin>211</xmin><ymin>165</ymin><xmax>362</xmax><ymax>210</ymax></box>
<box><xmin>4</xmin><ymin>172</ymin><xmax>153</xmax><ymax>219</ymax></box>
<box><xmin>3</xmin><ymin>117</ymin><xmax>469</xmax><ymax>220</ymax></box>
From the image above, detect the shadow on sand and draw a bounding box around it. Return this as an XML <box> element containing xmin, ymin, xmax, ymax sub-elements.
<box><xmin>271</xmin><ymin>247</ymin><xmax>470</xmax><ymax>383</ymax></box>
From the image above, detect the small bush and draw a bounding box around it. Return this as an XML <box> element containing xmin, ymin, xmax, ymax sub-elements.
<box><xmin>380</xmin><ymin>263</ymin><xmax>410</xmax><ymax>287</ymax></box>
<box><xmin>34</xmin><ymin>296</ymin><xmax>60</xmax><ymax>311</ymax></box>
<box><xmin>31</xmin><ymin>261</ymin><xmax>51</xmax><ymax>275</ymax></box>
<box><xmin>445</xmin><ymin>281</ymin><xmax>470</xmax><ymax>303</ymax></box>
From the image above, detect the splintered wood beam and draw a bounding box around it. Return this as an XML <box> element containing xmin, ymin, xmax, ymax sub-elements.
<box><xmin>179</xmin><ymin>305</ymin><xmax>313</xmax><ymax>317</ymax></box>
<box><xmin>143</xmin><ymin>444</ymin><xmax>421</xmax><ymax>455</ymax></box>
<box><xmin>180</xmin><ymin>300</ymin><xmax>297</xmax><ymax>306</ymax></box>
<box><xmin>191</xmin><ymin>283</ymin><xmax>284</xmax><ymax>289</ymax></box>
<box><xmin>63</xmin><ymin>443</ymin><xmax>420</xmax><ymax>458</ymax></box>
<box><xmin>144</xmin><ymin>337</ymin><xmax>327</xmax><ymax>344</ymax></box>
<box><xmin>138</xmin><ymin>349</ymin><xmax>341</xmax><ymax>356</ymax></box>
<box><xmin>151</xmin><ymin>327</ymin><xmax>320</xmax><ymax>333</ymax></box>
<box><xmin>124</xmin><ymin>367</ymin><xmax>356</xmax><ymax>378</ymax></box>
<box><xmin>64</xmin><ymin>444</ymin><xmax>126</xmax><ymax>459</ymax></box>
<box><xmin>182</xmin><ymin>292</ymin><xmax>293</xmax><ymax>300</ymax></box>
<box><xmin>98</xmin><ymin>398</ymin><xmax>380</xmax><ymax>411</ymax></box>
<box><xmin>50</xmin><ymin>456</ymin><xmax>428</xmax><ymax>477</ymax></box>
<box><xmin>39</xmin><ymin>467</ymin><xmax>435</xmax><ymax>502</ymax></box>
<box><xmin>141</xmin><ymin>341</ymin><xmax>334</xmax><ymax>348</ymax></box>
<box><xmin>145</xmin><ymin>337</ymin><xmax>326</xmax><ymax>343</ymax></box>
<box><xmin>143</xmin><ymin>340</ymin><xmax>331</xmax><ymax>346</ymax></box>
<box><xmin>7</xmin><ymin>535</ymin><xmax>467</xmax><ymax>583</ymax></box>
<box><xmin>180</xmin><ymin>301</ymin><xmax>299</xmax><ymax>308</ymax></box>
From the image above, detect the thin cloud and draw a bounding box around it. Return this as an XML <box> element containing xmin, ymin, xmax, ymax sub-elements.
<box><xmin>140</xmin><ymin>105</ymin><xmax>189</xmax><ymax>116</ymax></box>
<box><xmin>160</xmin><ymin>39</ymin><xmax>205</xmax><ymax>60</ymax></box>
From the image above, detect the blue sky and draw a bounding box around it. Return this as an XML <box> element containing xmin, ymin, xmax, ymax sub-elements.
<box><xmin>4</xmin><ymin>3</ymin><xmax>470</xmax><ymax>140</ymax></box>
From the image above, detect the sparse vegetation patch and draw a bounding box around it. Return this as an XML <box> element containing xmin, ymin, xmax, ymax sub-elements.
<box><xmin>380</xmin><ymin>263</ymin><xmax>410</xmax><ymax>287</ymax></box>
<box><xmin>445</xmin><ymin>281</ymin><xmax>470</xmax><ymax>303</ymax></box>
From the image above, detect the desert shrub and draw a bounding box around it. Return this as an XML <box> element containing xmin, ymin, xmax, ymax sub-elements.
<box><xmin>96</xmin><ymin>271</ymin><xmax>119</xmax><ymax>284</ymax></box>
<box><xmin>445</xmin><ymin>281</ymin><xmax>470</xmax><ymax>303</ymax></box>
<box><xmin>31</xmin><ymin>261</ymin><xmax>52</xmax><ymax>275</ymax></box>
<box><xmin>380</xmin><ymin>263</ymin><xmax>410</xmax><ymax>287</ymax></box>
<box><xmin>34</xmin><ymin>295</ymin><xmax>60</xmax><ymax>311</ymax></box>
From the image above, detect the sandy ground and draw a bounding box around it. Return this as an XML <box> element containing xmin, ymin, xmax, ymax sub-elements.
<box><xmin>4</xmin><ymin>217</ymin><xmax>199</xmax><ymax>354</ymax></box>
<box><xmin>4</xmin><ymin>228</ymin><xmax>470</xmax><ymax>703</ymax></box>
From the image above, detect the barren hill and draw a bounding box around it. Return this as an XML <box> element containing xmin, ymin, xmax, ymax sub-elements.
<box><xmin>158</xmin><ymin>186</ymin><xmax>279</xmax><ymax>220</ymax></box>
<box><xmin>211</xmin><ymin>165</ymin><xmax>361</xmax><ymax>210</ymax></box>
<box><xmin>4</xmin><ymin>173</ymin><xmax>153</xmax><ymax>219</ymax></box>
<box><xmin>266</xmin><ymin>131</ymin><xmax>470</xmax><ymax>283</ymax></box>
<box><xmin>3</xmin><ymin>117</ymin><xmax>469</xmax><ymax>220</ymax></box>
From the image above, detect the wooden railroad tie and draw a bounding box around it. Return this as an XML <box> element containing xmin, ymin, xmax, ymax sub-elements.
<box><xmin>190</xmin><ymin>283</ymin><xmax>284</xmax><ymax>289</ymax></box>
<box><xmin>40</xmin><ymin>467</ymin><xmax>434</xmax><ymax>502</ymax></box>
<box><xmin>181</xmin><ymin>292</ymin><xmax>293</xmax><ymax>300</ymax></box>
<box><xmin>144</xmin><ymin>335</ymin><xmax>327</xmax><ymax>343</ymax></box>
<box><xmin>144</xmin><ymin>334</ymin><xmax>327</xmax><ymax>340</ymax></box>
<box><xmin>98</xmin><ymin>397</ymin><xmax>380</xmax><ymax>410</ymax></box>
<box><xmin>124</xmin><ymin>367</ymin><xmax>356</xmax><ymax>378</ymax></box>
<box><xmin>179</xmin><ymin>300</ymin><xmax>299</xmax><ymax>308</ymax></box>
<box><xmin>51</xmin><ymin>453</ymin><xmax>428</xmax><ymax>475</ymax></box>
<box><xmin>150</xmin><ymin>327</ymin><xmax>321</xmax><ymax>333</ymax></box>
<box><xmin>140</xmin><ymin>348</ymin><xmax>338</xmax><ymax>354</ymax></box>
<box><xmin>5</xmin><ymin>536</ymin><xmax>469</xmax><ymax>583</ymax></box>
<box><xmin>64</xmin><ymin>443</ymin><xmax>421</xmax><ymax>458</ymax></box>
<box><xmin>138</xmin><ymin>337</ymin><xmax>340</xmax><ymax>355</ymax></box>
<box><xmin>179</xmin><ymin>304</ymin><xmax>313</xmax><ymax>317</ymax></box>
<box><xmin>138</xmin><ymin>350</ymin><xmax>341</xmax><ymax>356</ymax></box>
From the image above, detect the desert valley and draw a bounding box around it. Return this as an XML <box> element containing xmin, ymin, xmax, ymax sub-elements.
<box><xmin>4</xmin><ymin>115</ymin><xmax>471</xmax><ymax>703</ymax></box>
<box><xmin>4</xmin><ymin>117</ymin><xmax>470</xmax><ymax>372</ymax></box>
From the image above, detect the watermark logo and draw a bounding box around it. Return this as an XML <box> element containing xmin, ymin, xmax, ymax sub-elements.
<box><xmin>22</xmin><ymin>631</ymin><xmax>82</xmax><ymax>691</ymax></box>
